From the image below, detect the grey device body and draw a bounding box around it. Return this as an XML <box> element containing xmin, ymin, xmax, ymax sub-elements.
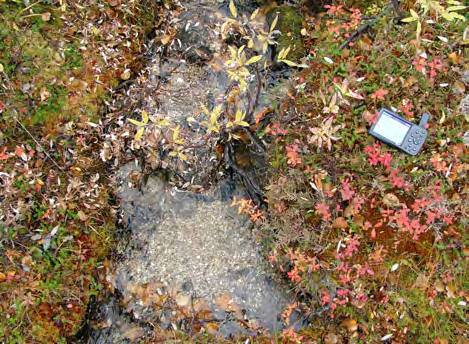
<box><xmin>369</xmin><ymin>108</ymin><xmax>430</xmax><ymax>156</ymax></box>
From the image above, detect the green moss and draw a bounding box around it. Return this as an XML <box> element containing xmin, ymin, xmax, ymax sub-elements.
<box><xmin>267</xmin><ymin>5</ymin><xmax>305</xmax><ymax>62</ymax></box>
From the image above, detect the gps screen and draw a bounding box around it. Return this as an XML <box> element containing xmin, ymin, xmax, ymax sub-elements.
<box><xmin>374</xmin><ymin>112</ymin><xmax>411</xmax><ymax>146</ymax></box>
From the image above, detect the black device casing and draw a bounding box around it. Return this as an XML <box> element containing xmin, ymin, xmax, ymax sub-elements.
<box><xmin>369</xmin><ymin>108</ymin><xmax>428</xmax><ymax>156</ymax></box>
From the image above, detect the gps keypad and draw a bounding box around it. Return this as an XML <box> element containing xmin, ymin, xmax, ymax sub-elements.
<box><xmin>401</xmin><ymin>126</ymin><xmax>428</xmax><ymax>156</ymax></box>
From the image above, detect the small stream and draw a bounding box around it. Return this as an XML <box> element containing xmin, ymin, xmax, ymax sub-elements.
<box><xmin>74</xmin><ymin>0</ymin><xmax>298</xmax><ymax>342</ymax></box>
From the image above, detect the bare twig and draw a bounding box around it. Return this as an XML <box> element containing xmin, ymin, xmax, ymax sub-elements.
<box><xmin>13</xmin><ymin>116</ymin><xmax>69</xmax><ymax>175</ymax></box>
<box><xmin>224</xmin><ymin>142</ymin><xmax>263</xmax><ymax>205</ymax></box>
<box><xmin>339</xmin><ymin>3</ymin><xmax>394</xmax><ymax>51</ymax></box>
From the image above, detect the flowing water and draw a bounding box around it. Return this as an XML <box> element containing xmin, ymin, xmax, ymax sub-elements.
<box><xmin>75</xmin><ymin>0</ymin><xmax>296</xmax><ymax>342</ymax></box>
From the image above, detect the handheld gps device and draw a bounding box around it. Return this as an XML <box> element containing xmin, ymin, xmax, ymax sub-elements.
<box><xmin>369</xmin><ymin>108</ymin><xmax>430</xmax><ymax>156</ymax></box>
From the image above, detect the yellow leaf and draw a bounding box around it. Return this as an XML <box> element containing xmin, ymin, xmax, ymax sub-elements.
<box><xmin>212</xmin><ymin>105</ymin><xmax>222</xmax><ymax>123</ymax></box>
<box><xmin>173</xmin><ymin>126</ymin><xmax>180</xmax><ymax>140</ymax></box>
<box><xmin>128</xmin><ymin>118</ymin><xmax>145</xmax><ymax>127</ymax></box>
<box><xmin>178</xmin><ymin>152</ymin><xmax>187</xmax><ymax>161</ymax></box>
<box><xmin>401</xmin><ymin>16</ymin><xmax>418</xmax><ymax>22</ymax></box>
<box><xmin>416</xmin><ymin>21</ymin><xmax>422</xmax><ymax>39</ymax></box>
<box><xmin>246</xmin><ymin>55</ymin><xmax>262</xmax><ymax>65</ymax></box>
<box><xmin>236</xmin><ymin>121</ymin><xmax>249</xmax><ymax>127</ymax></box>
<box><xmin>228</xmin><ymin>45</ymin><xmax>237</xmax><ymax>60</ymax></box>
<box><xmin>277</xmin><ymin>47</ymin><xmax>286</xmax><ymax>60</ymax></box>
<box><xmin>235</xmin><ymin>109</ymin><xmax>244</xmax><ymax>122</ymax></box>
<box><xmin>251</xmin><ymin>8</ymin><xmax>259</xmax><ymax>20</ymax></box>
<box><xmin>201</xmin><ymin>103</ymin><xmax>211</xmax><ymax>117</ymax></box>
<box><xmin>279</xmin><ymin>59</ymin><xmax>298</xmax><ymax>67</ymax></box>
<box><xmin>229</xmin><ymin>0</ymin><xmax>237</xmax><ymax>18</ymax></box>
<box><xmin>142</xmin><ymin>110</ymin><xmax>148</xmax><ymax>124</ymax></box>
<box><xmin>135</xmin><ymin>127</ymin><xmax>144</xmax><ymax>140</ymax></box>
<box><xmin>447</xmin><ymin>5</ymin><xmax>467</xmax><ymax>12</ymax></box>
<box><xmin>270</xmin><ymin>14</ymin><xmax>278</xmax><ymax>33</ymax></box>
<box><xmin>0</xmin><ymin>63</ymin><xmax>3</xmax><ymax>73</ymax></box>
<box><xmin>169</xmin><ymin>151</ymin><xmax>178</xmax><ymax>157</ymax></box>
<box><xmin>158</xmin><ymin>119</ymin><xmax>170</xmax><ymax>126</ymax></box>
<box><xmin>248</xmin><ymin>39</ymin><xmax>254</xmax><ymax>48</ymax></box>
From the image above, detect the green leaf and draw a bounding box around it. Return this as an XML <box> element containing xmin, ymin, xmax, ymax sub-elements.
<box><xmin>229</xmin><ymin>0</ymin><xmax>237</xmax><ymax>18</ymax></box>
<box><xmin>246</xmin><ymin>55</ymin><xmax>263</xmax><ymax>65</ymax></box>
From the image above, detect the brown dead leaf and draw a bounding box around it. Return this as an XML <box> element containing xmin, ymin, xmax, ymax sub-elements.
<box><xmin>342</xmin><ymin>318</ymin><xmax>358</xmax><ymax>332</ymax></box>
<box><xmin>353</xmin><ymin>214</ymin><xmax>364</xmax><ymax>227</ymax></box>
<box><xmin>352</xmin><ymin>298</ymin><xmax>367</xmax><ymax>309</ymax></box>
<box><xmin>324</xmin><ymin>333</ymin><xmax>339</xmax><ymax>344</ymax></box>
<box><xmin>41</xmin><ymin>13</ymin><xmax>51</xmax><ymax>21</ymax></box>
<box><xmin>175</xmin><ymin>293</ymin><xmax>190</xmax><ymax>307</ymax></box>
<box><xmin>40</xmin><ymin>87</ymin><xmax>50</xmax><ymax>102</ymax></box>
<box><xmin>160</xmin><ymin>35</ymin><xmax>171</xmax><ymax>45</ymax></box>
<box><xmin>434</xmin><ymin>279</ymin><xmax>445</xmax><ymax>293</ymax></box>
<box><xmin>453</xmin><ymin>80</ymin><xmax>466</xmax><ymax>94</ymax></box>
<box><xmin>382</xmin><ymin>193</ymin><xmax>400</xmax><ymax>208</ymax></box>
<box><xmin>194</xmin><ymin>298</ymin><xmax>209</xmax><ymax>312</ymax></box>
<box><xmin>121</xmin><ymin>70</ymin><xmax>131</xmax><ymax>81</ymax></box>
<box><xmin>214</xmin><ymin>294</ymin><xmax>231</xmax><ymax>311</ymax></box>
<box><xmin>446</xmin><ymin>283</ymin><xmax>457</xmax><ymax>298</ymax></box>
<box><xmin>448</xmin><ymin>52</ymin><xmax>460</xmax><ymax>64</ymax></box>
<box><xmin>332</xmin><ymin>217</ymin><xmax>348</xmax><ymax>229</ymax></box>
<box><xmin>77</xmin><ymin>210</ymin><xmax>88</xmax><ymax>221</ymax></box>
<box><xmin>206</xmin><ymin>322</ymin><xmax>218</xmax><ymax>334</ymax></box>
<box><xmin>414</xmin><ymin>274</ymin><xmax>428</xmax><ymax>290</ymax></box>
<box><xmin>344</xmin><ymin>205</ymin><xmax>353</xmax><ymax>218</ymax></box>
<box><xmin>403</xmin><ymin>76</ymin><xmax>418</xmax><ymax>88</ymax></box>
<box><xmin>123</xmin><ymin>326</ymin><xmax>145</xmax><ymax>341</ymax></box>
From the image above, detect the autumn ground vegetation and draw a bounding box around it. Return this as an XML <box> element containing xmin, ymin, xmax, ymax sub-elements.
<box><xmin>0</xmin><ymin>0</ymin><xmax>468</xmax><ymax>343</ymax></box>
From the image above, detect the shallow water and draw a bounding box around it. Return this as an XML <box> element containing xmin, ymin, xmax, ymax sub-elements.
<box><xmin>114</xmin><ymin>163</ymin><xmax>289</xmax><ymax>335</ymax></box>
<box><xmin>76</xmin><ymin>0</ymin><xmax>296</xmax><ymax>341</ymax></box>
